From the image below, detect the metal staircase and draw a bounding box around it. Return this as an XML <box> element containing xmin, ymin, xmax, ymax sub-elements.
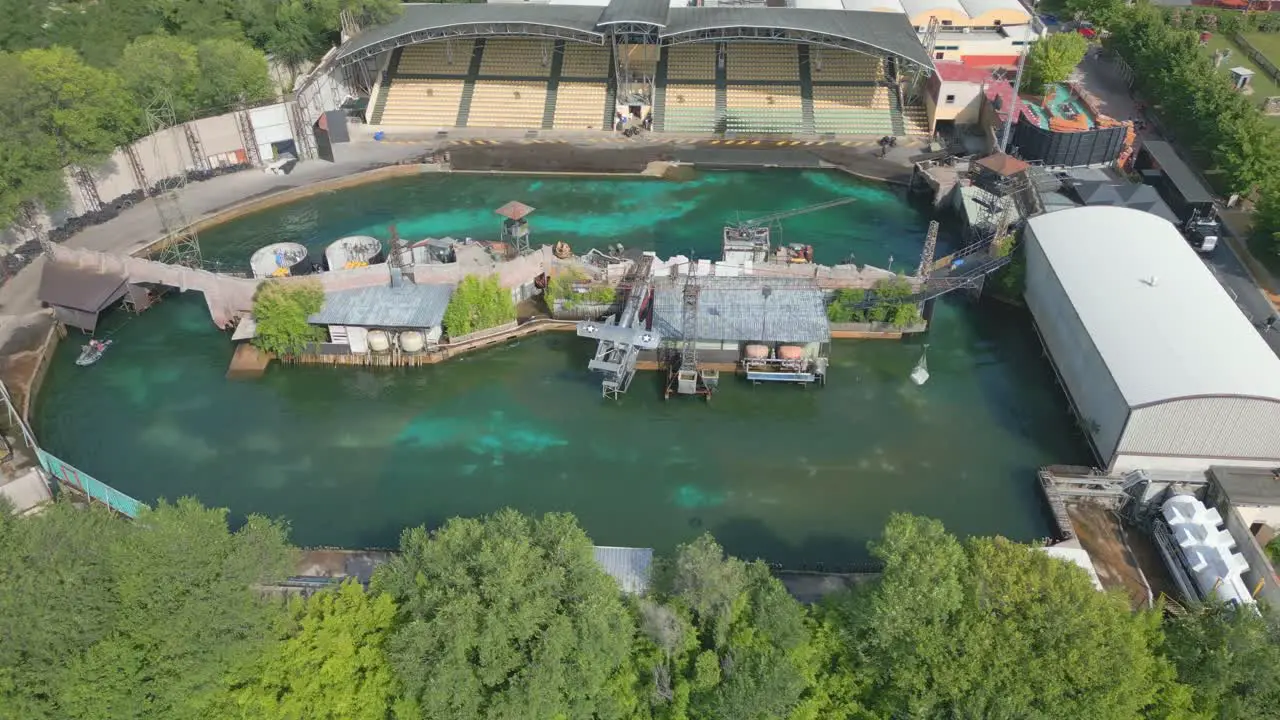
<box><xmin>797</xmin><ymin>45</ymin><xmax>816</xmax><ymax>136</ymax></box>
<box><xmin>368</xmin><ymin>48</ymin><xmax>403</xmax><ymax>125</ymax></box>
<box><xmin>541</xmin><ymin>40</ymin><xmax>566</xmax><ymax>129</ymax></box>
<box><xmin>651</xmin><ymin>48</ymin><xmax>668</xmax><ymax>132</ymax></box>
<box><xmin>888</xmin><ymin>91</ymin><xmax>907</xmax><ymax>137</ymax></box>
<box><xmin>714</xmin><ymin>43</ymin><xmax>728</xmax><ymax>133</ymax></box>
<box><xmin>455</xmin><ymin>39</ymin><xmax>486</xmax><ymax>127</ymax></box>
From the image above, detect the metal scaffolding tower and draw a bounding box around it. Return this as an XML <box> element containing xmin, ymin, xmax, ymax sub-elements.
<box><xmin>71</xmin><ymin>165</ymin><xmax>102</xmax><ymax>214</ymax></box>
<box><xmin>236</xmin><ymin>106</ymin><xmax>262</xmax><ymax>167</ymax></box>
<box><xmin>664</xmin><ymin>266</ymin><xmax>715</xmax><ymax>400</ymax></box>
<box><xmin>578</xmin><ymin>255</ymin><xmax>661</xmax><ymax>400</ymax></box>
<box><xmin>146</xmin><ymin>93</ymin><xmax>202</xmax><ymax>268</ymax></box>
<box><xmin>183</xmin><ymin>123</ymin><xmax>208</xmax><ymax>172</ymax></box>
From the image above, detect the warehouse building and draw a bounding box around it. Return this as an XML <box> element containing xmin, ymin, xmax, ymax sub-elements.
<box><xmin>1024</xmin><ymin>206</ymin><xmax>1280</xmax><ymax>473</ymax></box>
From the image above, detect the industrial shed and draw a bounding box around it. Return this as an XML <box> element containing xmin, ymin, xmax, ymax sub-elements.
<box><xmin>1024</xmin><ymin>206</ymin><xmax>1280</xmax><ymax>473</ymax></box>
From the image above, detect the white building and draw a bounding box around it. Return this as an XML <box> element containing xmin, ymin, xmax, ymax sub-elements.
<box><xmin>1024</xmin><ymin>206</ymin><xmax>1280</xmax><ymax>473</ymax></box>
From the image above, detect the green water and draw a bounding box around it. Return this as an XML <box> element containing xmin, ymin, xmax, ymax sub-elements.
<box><xmin>199</xmin><ymin>170</ymin><xmax>928</xmax><ymax>271</ymax></box>
<box><xmin>33</xmin><ymin>170</ymin><xmax>1090</xmax><ymax>567</ymax></box>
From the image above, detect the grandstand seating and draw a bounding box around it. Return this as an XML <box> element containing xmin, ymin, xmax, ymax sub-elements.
<box><xmin>467</xmin><ymin>81</ymin><xmax>547</xmax><ymax>129</ymax></box>
<box><xmin>663</xmin><ymin>84</ymin><xmax>718</xmax><ymax>133</ymax></box>
<box><xmin>666</xmin><ymin>45</ymin><xmax>718</xmax><ymax>81</ymax></box>
<box><xmin>809</xmin><ymin>50</ymin><xmax>884</xmax><ymax>82</ymax></box>
<box><xmin>396</xmin><ymin>42</ymin><xmax>473</xmax><ymax>75</ymax></box>
<box><xmin>373</xmin><ymin>38</ymin><xmax>913</xmax><ymax>136</ymax></box>
<box><xmin>811</xmin><ymin>86</ymin><xmax>895</xmax><ymax>135</ymax></box>
<box><xmin>561</xmin><ymin>44</ymin><xmax>610</xmax><ymax>78</ymax></box>
<box><xmin>724</xmin><ymin>86</ymin><xmax>803</xmax><ymax>133</ymax></box>
<box><xmin>726</xmin><ymin>44</ymin><xmax>799</xmax><ymax>82</ymax></box>
<box><xmin>553</xmin><ymin>83</ymin><xmax>608</xmax><ymax>130</ymax></box>
<box><xmin>479</xmin><ymin>39</ymin><xmax>555</xmax><ymax>77</ymax></box>
<box><xmin>377</xmin><ymin>79</ymin><xmax>466</xmax><ymax>127</ymax></box>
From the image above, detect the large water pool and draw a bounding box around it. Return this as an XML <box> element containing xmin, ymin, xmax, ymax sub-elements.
<box><xmin>33</xmin><ymin>170</ymin><xmax>1091</xmax><ymax>566</ymax></box>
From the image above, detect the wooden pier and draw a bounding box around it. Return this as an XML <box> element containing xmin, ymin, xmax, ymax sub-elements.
<box><xmin>285</xmin><ymin>318</ymin><xmax>577</xmax><ymax>368</ymax></box>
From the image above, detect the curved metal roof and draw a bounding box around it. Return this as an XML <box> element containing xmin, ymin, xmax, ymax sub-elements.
<box><xmin>335</xmin><ymin>3</ymin><xmax>606</xmax><ymax>64</ymax></box>
<box><xmin>597</xmin><ymin>0</ymin><xmax>670</xmax><ymax>27</ymax></box>
<box><xmin>1027</xmin><ymin>206</ymin><xmax>1280</xmax><ymax>408</ymax></box>
<box><xmin>661</xmin><ymin>8</ymin><xmax>933</xmax><ymax>70</ymax></box>
<box><xmin>336</xmin><ymin>3</ymin><xmax>934</xmax><ymax>72</ymax></box>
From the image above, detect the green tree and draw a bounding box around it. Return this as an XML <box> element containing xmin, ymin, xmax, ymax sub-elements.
<box><xmin>53</xmin><ymin>499</ymin><xmax>295</xmax><ymax>720</ymax></box>
<box><xmin>226</xmin><ymin>581</ymin><xmax>403</xmax><ymax>720</ymax></box>
<box><xmin>194</xmin><ymin>38</ymin><xmax>274</xmax><ymax>111</ymax></box>
<box><xmin>0</xmin><ymin>501</ymin><xmax>127</xmax><ymax>720</ymax></box>
<box><xmin>19</xmin><ymin>47</ymin><xmax>141</xmax><ymax>162</ymax></box>
<box><xmin>1022</xmin><ymin>31</ymin><xmax>1089</xmax><ymax>91</ymax></box>
<box><xmin>1164</xmin><ymin>604</ymin><xmax>1280</xmax><ymax>718</ymax></box>
<box><xmin>251</xmin><ymin>280</ymin><xmax>327</xmax><ymax>357</ymax></box>
<box><xmin>0</xmin><ymin>52</ymin><xmax>67</xmax><ymax>229</ymax></box>
<box><xmin>442</xmin><ymin>274</ymin><xmax>517</xmax><ymax>338</ymax></box>
<box><xmin>119</xmin><ymin>35</ymin><xmax>201</xmax><ymax>120</ymax></box>
<box><xmin>828</xmin><ymin>514</ymin><xmax>1189</xmax><ymax>719</ymax></box>
<box><xmin>371</xmin><ymin>509</ymin><xmax>640</xmax><ymax>720</ymax></box>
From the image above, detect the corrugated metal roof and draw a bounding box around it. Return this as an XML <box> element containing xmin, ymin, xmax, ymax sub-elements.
<box><xmin>38</xmin><ymin>262</ymin><xmax>127</xmax><ymax>312</ymax></box>
<box><xmin>592</xmin><ymin>546</ymin><xmax>653</xmax><ymax>594</ymax></box>
<box><xmin>598</xmin><ymin>0</ymin><xmax>670</xmax><ymax>26</ymax></box>
<box><xmin>309</xmin><ymin>283</ymin><xmax>456</xmax><ymax>329</ymax></box>
<box><xmin>651</xmin><ymin>275</ymin><xmax>830</xmax><ymax>344</ymax></box>
<box><xmin>663</xmin><ymin>8</ymin><xmax>934</xmax><ymax>70</ymax></box>
<box><xmin>1138</xmin><ymin>140</ymin><xmax>1215</xmax><ymax>206</ymax></box>
<box><xmin>337</xmin><ymin>3</ymin><xmax>933</xmax><ymax>71</ymax></box>
<box><xmin>1071</xmin><ymin>182</ymin><xmax>1179</xmax><ymax>226</ymax></box>
<box><xmin>335</xmin><ymin>4</ymin><xmax>607</xmax><ymax>61</ymax></box>
<box><xmin>1027</xmin><ymin>206</ymin><xmax>1280</xmax><ymax>407</ymax></box>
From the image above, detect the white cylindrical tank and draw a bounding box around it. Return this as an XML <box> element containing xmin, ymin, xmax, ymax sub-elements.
<box><xmin>744</xmin><ymin>344</ymin><xmax>769</xmax><ymax>359</ymax></box>
<box><xmin>367</xmin><ymin>330</ymin><xmax>391</xmax><ymax>353</ymax></box>
<box><xmin>399</xmin><ymin>331</ymin><xmax>425</xmax><ymax>353</ymax></box>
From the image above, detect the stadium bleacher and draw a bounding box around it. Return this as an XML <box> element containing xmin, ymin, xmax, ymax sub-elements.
<box><xmin>372</xmin><ymin>39</ymin><xmax>929</xmax><ymax>136</ymax></box>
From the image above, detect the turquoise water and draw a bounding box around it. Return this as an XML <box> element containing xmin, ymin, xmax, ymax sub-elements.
<box><xmin>199</xmin><ymin>170</ymin><xmax>930</xmax><ymax>272</ymax></box>
<box><xmin>32</xmin><ymin>170</ymin><xmax>1091</xmax><ymax>566</ymax></box>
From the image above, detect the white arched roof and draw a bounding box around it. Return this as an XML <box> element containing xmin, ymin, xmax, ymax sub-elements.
<box><xmin>958</xmin><ymin>0</ymin><xmax>1030</xmax><ymax>20</ymax></box>
<box><xmin>1027</xmin><ymin>206</ymin><xmax>1280</xmax><ymax>408</ymax></box>
<box><xmin>898</xmin><ymin>0</ymin><xmax>967</xmax><ymax>18</ymax></box>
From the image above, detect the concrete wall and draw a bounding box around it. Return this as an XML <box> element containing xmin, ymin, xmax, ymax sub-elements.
<box><xmin>1219</xmin><ymin>502</ymin><xmax>1280</xmax><ymax>607</ymax></box>
<box><xmin>1024</xmin><ymin>229</ymin><xmax>1130</xmax><ymax>466</ymax></box>
<box><xmin>934</xmin><ymin>80</ymin><xmax>984</xmax><ymax>123</ymax></box>
<box><xmin>1235</xmin><ymin>504</ymin><xmax>1280</xmax><ymax>531</ymax></box>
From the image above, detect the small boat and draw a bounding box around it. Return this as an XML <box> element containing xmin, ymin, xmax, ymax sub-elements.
<box><xmin>910</xmin><ymin>346</ymin><xmax>929</xmax><ymax>386</ymax></box>
<box><xmin>76</xmin><ymin>339</ymin><xmax>112</xmax><ymax>367</ymax></box>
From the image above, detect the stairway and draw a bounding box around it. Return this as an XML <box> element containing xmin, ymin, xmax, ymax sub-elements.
<box><xmin>368</xmin><ymin>48</ymin><xmax>404</xmax><ymax>125</ymax></box>
<box><xmin>714</xmin><ymin>43</ymin><xmax>727</xmax><ymax>134</ymax></box>
<box><xmin>887</xmin><ymin>90</ymin><xmax>907</xmax><ymax>138</ymax></box>
<box><xmin>455</xmin><ymin>39</ymin><xmax>487</xmax><ymax>127</ymax></box>
<box><xmin>796</xmin><ymin>45</ymin><xmax>816</xmax><ymax>136</ymax></box>
<box><xmin>651</xmin><ymin>47</ymin><xmax>669</xmax><ymax>132</ymax></box>
<box><xmin>541</xmin><ymin>41</ymin><xmax>566</xmax><ymax>130</ymax></box>
<box><xmin>329</xmin><ymin>326</ymin><xmax>349</xmax><ymax>344</ymax></box>
<box><xmin>855</xmin><ymin>239</ymin><xmax>1013</xmax><ymax>309</ymax></box>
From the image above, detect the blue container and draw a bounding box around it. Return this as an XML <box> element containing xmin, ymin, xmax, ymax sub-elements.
<box><xmin>373</xmin><ymin>130</ymin><xmax>386</xmax><ymax>142</ymax></box>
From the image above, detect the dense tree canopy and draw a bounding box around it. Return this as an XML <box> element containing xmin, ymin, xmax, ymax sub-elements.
<box><xmin>4</xmin><ymin>500</ymin><xmax>1277</xmax><ymax>720</ymax></box>
<box><xmin>0</xmin><ymin>0</ymin><xmax>399</xmax><ymax>229</ymax></box>
<box><xmin>1084</xmin><ymin>1</ymin><xmax>1280</xmax><ymax>250</ymax></box>
<box><xmin>442</xmin><ymin>274</ymin><xmax>518</xmax><ymax>338</ymax></box>
<box><xmin>0</xmin><ymin>498</ymin><xmax>295</xmax><ymax>720</ymax></box>
<box><xmin>371</xmin><ymin>510</ymin><xmax>640</xmax><ymax>720</ymax></box>
<box><xmin>1022</xmin><ymin>31</ymin><xmax>1089</xmax><ymax>91</ymax></box>
<box><xmin>251</xmin><ymin>280</ymin><xmax>327</xmax><ymax>357</ymax></box>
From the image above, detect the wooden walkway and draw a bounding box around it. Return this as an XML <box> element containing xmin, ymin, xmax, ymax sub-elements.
<box><xmin>288</xmin><ymin>318</ymin><xmax>578</xmax><ymax>368</ymax></box>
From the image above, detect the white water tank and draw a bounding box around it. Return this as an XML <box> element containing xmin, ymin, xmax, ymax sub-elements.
<box><xmin>1161</xmin><ymin>494</ymin><xmax>1255</xmax><ymax>607</ymax></box>
<box><xmin>367</xmin><ymin>330</ymin><xmax>390</xmax><ymax>353</ymax></box>
<box><xmin>399</xmin><ymin>331</ymin><xmax>424</xmax><ymax>353</ymax></box>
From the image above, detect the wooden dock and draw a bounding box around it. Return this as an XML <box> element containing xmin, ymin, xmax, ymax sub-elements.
<box><xmin>286</xmin><ymin>318</ymin><xmax>577</xmax><ymax>368</ymax></box>
<box><xmin>226</xmin><ymin>344</ymin><xmax>271</xmax><ymax>379</ymax></box>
